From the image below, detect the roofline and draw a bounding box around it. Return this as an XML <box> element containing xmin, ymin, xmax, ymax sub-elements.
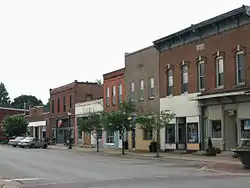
<box><xmin>153</xmin><ymin>5</ymin><xmax>249</xmax><ymax>46</ymax></box>
<box><xmin>0</xmin><ymin>107</ymin><xmax>29</xmax><ymax>112</ymax></box>
<box><xmin>125</xmin><ymin>45</ymin><xmax>154</xmax><ymax>57</ymax></box>
<box><xmin>50</xmin><ymin>80</ymin><xmax>99</xmax><ymax>93</ymax></box>
<box><xmin>103</xmin><ymin>68</ymin><xmax>125</xmax><ymax>79</ymax></box>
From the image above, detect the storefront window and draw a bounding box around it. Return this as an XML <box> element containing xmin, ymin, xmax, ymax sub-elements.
<box><xmin>187</xmin><ymin>123</ymin><xmax>198</xmax><ymax>143</ymax></box>
<box><xmin>241</xmin><ymin>120</ymin><xmax>250</xmax><ymax>139</ymax></box>
<box><xmin>165</xmin><ymin>124</ymin><xmax>175</xmax><ymax>143</ymax></box>
<box><xmin>211</xmin><ymin>120</ymin><xmax>222</xmax><ymax>138</ymax></box>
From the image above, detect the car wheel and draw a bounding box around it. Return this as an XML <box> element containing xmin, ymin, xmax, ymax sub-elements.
<box><xmin>30</xmin><ymin>144</ymin><xmax>35</xmax><ymax>148</ymax></box>
<box><xmin>42</xmin><ymin>144</ymin><xmax>48</xmax><ymax>149</ymax></box>
<box><xmin>20</xmin><ymin>146</ymin><xmax>24</xmax><ymax>148</ymax></box>
<box><xmin>12</xmin><ymin>145</ymin><xmax>16</xmax><ymax>147</ymax></box>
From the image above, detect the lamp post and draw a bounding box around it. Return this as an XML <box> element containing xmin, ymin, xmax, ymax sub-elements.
<box><xmin>67</xmin><ymin>112</ymin><xmax>72</xmax><ymax>149</ymax></box>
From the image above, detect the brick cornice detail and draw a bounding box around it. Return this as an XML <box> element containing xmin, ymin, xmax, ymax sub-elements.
<box><xmin>164</xmin><ymin>64</ymin><xmax>174</xmax><ymax>72</ymax></box>
<box><xmin>196</xmin><ymin>56</ymin><xmax>207</xmax><ymax>64</ymax></box>
<box><xmin>212</xmin><ymin>50</ymin><xmax>226</xmax><ymax>58</ymax></box>
<box><xmin>232</xmin><ymin>44</ymin><xmax>247</xmax><ymax>55</ymax></box>
<box><xmin>179</xmin><ymin>60</ymin><xmax>190</xmax><ymax>67</ymax></box>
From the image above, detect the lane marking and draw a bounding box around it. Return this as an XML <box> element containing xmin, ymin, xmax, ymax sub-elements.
<box><xmin>4</xmin><ymin>177</ymin><xmax>44</xmax><ymax>182</ymax></box>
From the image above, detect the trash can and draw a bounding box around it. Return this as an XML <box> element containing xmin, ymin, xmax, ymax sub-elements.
<box><xmin>123</xmin><ymin>141</ymin><xmax>128</xmax><ymax>150</ymax></box>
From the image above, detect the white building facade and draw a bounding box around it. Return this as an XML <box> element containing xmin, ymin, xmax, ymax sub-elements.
<box><xmin>160</xmin><ymin>93</ymin><xmax>201</xmax><ymax>151</ymax></box>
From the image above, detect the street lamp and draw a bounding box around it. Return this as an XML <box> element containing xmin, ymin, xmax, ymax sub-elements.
<box><xmin>67</xmin><ymin>112</ymin><xmax>72</xmax><ymax>149</ymax></box>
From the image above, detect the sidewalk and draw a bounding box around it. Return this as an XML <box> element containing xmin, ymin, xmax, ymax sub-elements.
<box><xmin>49</xmin><ymin>145</ymin><xmax>240</xmax><ymax>165</ymax></box>
<box><xmin>0</xmin><ymin>179</ymin><xmax>20</xmax><ymax>188</ymax></box>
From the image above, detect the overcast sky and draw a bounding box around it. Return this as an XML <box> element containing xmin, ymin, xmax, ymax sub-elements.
<box><xmin>0</xmin><ymin>0</ymin><xmax>249</xmax><ymax>103</ymax></box>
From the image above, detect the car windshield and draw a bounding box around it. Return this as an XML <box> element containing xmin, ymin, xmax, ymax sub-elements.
<box><xmin>23</xmin><ymin>137</ymin><xmax>33</xmax><ymax>141</ymax></box>
<box><xmin>15</xmin><ymin>137</ymin><xmax>24</xmax><ymax>141</ymax></box>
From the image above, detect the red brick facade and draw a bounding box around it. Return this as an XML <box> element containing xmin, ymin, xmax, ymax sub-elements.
<box><xmin>103</xmin><ymin>68</ymin><xmax>125</xmax><ymax>112</ymax></box>
<box><xmin>155</xmin><ymin>6</ymin><xmax>250</xmax><ymax>97</ymax></box>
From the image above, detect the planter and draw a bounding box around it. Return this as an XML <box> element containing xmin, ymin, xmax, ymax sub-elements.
<box><xmin>232</xmin><ymin>149</ymin><xmax>250</xmax><ymax>169</ymax></box>
<box><xmin>205</xmin><ymin>147</ymin><xmax>217</xmax><ymax>156</ymax></box>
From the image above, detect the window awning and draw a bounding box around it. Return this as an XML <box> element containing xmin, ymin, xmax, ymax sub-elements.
<box><xmin>189</xmin><ymin>91</ymin><xmax>246</xmax><ymax>100</ymax></box>
<box><xmin>28</xmin><ymin>121</ymin><xmax>46</xmax><ymax>127</ymax></box>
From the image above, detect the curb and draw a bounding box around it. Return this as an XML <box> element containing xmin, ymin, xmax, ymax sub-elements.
<box><xmin>0</xmin><ymin>179</ymin><xmax>20</xmax><ymax>188</ymax></box>
<box><xmin>199</xmin><ymin>166</ymin><xmax>250</xmax><ymax>176</ymax></box>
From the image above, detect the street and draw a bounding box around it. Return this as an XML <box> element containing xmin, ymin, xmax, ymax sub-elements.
<box><xmin>0</xmin><ymin>146</ymin><xmax>250</xmax><ymax>188</ymax></box>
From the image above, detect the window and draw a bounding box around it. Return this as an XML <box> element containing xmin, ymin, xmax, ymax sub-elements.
<box><xmin>181</xmin><ymin>65</ymin><xmax>188</xmax><ymax>93</ymax></box>
<box><xmin>149</xmin><ymin>77</ymin><xmax>155</xmax><ymax>99</ymax></box>
<box><xmin>129</xmin><ymin>82</ymin><xmax>135</xmax><ymax>101</ymax></box>
<box><xmin>106</xmin><ymin>131</ymin><xmax>114</xmax><ymax>143</ymax></box>
<box><xmin>198</xmin><ymin>61</ymin><xmax>205</xmax><ymax>90</ymax></box>
<box><xmin>139</xmin><ymin>79</ymin><xmax>144</xmax><ymax>101</ymax></box>
<box><xmin>236</xmin><ymin>51</ymin><xmax>245</xmax><ymax>84</ymax></box>
<box><xmin>241</xmin><ymin>120</ymin><xmax>250</xmax><ymax>139</ymax></box>
<box><xmin>112</xmin><ymin>85</ymin><xmax>116</xmax><ymax>105</ymax></box>
<box><xmin>69</xmin><ymin>95</ymin><xmax>72</xmax><ymax>109</ymax></box>
<box><xmin>216</xmin><ymin>57</ymin><xmax>224</xmax><ymax>87</ymax></box>
<box><xmin>167</xmin><ymin>69</ymin><xmax>173</xmax><ymax>96</ymax></box>
<box><xmin>63</xmin><ymin>96</ymin><xmax>66</xmax><ymax>112</ymax></box>
<box><xmin>86</xmin><ymin>94</ymin><xmax>93</xmax><ymax>101</ymax></box>
<box><xmin>165</xmin><ymin>124</ymin><xmax>175</xmax><ymax>143</ymax></box>
<box><xmin>118</xmin><ymin>84</ymin><xmax>122</xmax><ymax>104</ymax></box>
<box><xmin>51</xmin><ymin>100</ymin><xmax>54</xmax><ymax>113</ymax></box>
<box><xmin>143</xmin><ymin>129</ymin><xmax>153</xmax><ymax>140</ymax></box>
<box><xmin>211</xmin><ymin>120</ymin><xmax>222</xmax><ymax>138</ymax></box>
<box><xmin>106</xmin><ymin>87</ymin><xmax>110</xmax><ymax>106</ymax></box>
<box><xmin>57</xmin><ymin>98</ymin><xmax>60</xmax><ymax>112</ymax></box>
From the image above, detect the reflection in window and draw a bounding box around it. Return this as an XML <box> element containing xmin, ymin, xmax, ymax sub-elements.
<box><xmin>187</xmin><ymin>123</ymin><xmax>198</xmax><ymax>143</ymax></box>
<box><xmin>106</xmin><ymin>131</ymin><xmax>114</xmax><ymax>143</ymax></box>
<box><xmin>211</xmin><ymin>120</ymin><xmax>222</xmax><ymax>138</ymax></box>
<box><xmin>241</xmin><ymin>120</ymin><xmax>250</xmax><ymax>139</ymax></box>
<box><xmin>143</xmin><ymin>129</ymin><xmax>153</xmax><ymax>140</ymax></box>
<box><xmin>165</xmin><ymin>124</ymin><xmax>175</xmax><ymax>143</ymax></box>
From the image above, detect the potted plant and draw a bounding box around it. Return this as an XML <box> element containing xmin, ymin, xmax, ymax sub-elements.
<box><xmin>232</xmin><ymin>140</ymin><xmax>250</xmax><ymax>169</ymax></box>
<box><xmin>205</xmin><ymin>137</ymin><xmax>216</xmax><ymax>156</ymax></box>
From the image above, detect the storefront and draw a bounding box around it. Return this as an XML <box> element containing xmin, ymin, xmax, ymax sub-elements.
<box><xmin>28</xmin><ymin>121</ymin><xmax>47</xmax><ymax>139</ymax></box>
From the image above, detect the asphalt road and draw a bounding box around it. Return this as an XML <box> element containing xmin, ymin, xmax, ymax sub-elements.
<box><xmin>0</xmin><ymin>145</ymin><xmax>250</xmax><ymax>188</ymax></box>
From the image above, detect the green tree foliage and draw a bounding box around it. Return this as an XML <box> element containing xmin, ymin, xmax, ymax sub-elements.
<box><xmin>44</xmin><ymin>98</ymin><xmax>50</xmax><ymax>112</ymax></box>
<box><xmin>96</xmin><ymin>79</ymin><xmax>103</xmax><ymax>85</ymax></box>
<box><xmin>0</xmin><ymin>82</ymin><xmax>11</xmax><ymax>107</ymax></box>
<box><xmin>101</xmin><ymin>101</ymin><xmax>136</xmax><ymax>154</ymax></box>
<box><xmin>135</xmin><ymin>110</ymin><xmax>175</xmax><ymax>157</ymax></box>
<box><xmin>11</xmin><ymin>95</ymin><xmax>43</xmax><ymax>109</ymax></box>
<box><xmin>78</xmin><ymin>112</ymin><xmax>102</xmax><ymax>152</ymax></box>
<box><xmin>3</xmin><ymin>115</ymin><xmax>28</xmax><ymax>137</ymax></box>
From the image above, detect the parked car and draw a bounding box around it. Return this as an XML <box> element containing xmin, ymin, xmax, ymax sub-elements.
<box><xmin>8</xmin><ymin>136</ymin><xmax>25</xmax><ymax>147</ymax></box>
<box><xmin>18</xmin><ymin>137</ymin><xmax>48</xmax><ymax>149</ymax></box>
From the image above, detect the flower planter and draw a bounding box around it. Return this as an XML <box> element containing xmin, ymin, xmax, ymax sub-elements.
<box><xmin>232</xmin><ymin>149</ymin><xmax>250</xmax><ymax>169</ymax></box>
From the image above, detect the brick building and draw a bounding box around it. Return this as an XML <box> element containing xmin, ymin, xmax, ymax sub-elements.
<box><xmin>153</xmin><ymin>5</ymin><xmax>250</xmax><ymax>151</ymax></box>
<box><xmin>49</xmin><ymin>80</ymin><xmax>103</xmax><ymax>144</ymax></box>
<box><xmin>124</xmin><ymin>46</ymin><xmax>160</xmax><ymax>151</ymax></box>
<box><xmin>103</xmin><ymin>68</ymin><xmax>125</xmax><ymax>148</ymax></box>
<box><xmin>0</xmin><ymin>107</ymin><xmax>29</xmax><ymax>137</ymax></box>
<box><xmin>25</xmin><ymin>106</ymin><xmax>50</xmax><ymax>140</ymax></box>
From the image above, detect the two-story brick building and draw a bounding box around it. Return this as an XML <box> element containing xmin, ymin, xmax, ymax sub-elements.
<box><xmin>103</xmin><ymin>68</ymin><xmax>125</xmax><ymax>148</ymax></box>
<box><xmin>124</xmin><ymin>46</ymin><xmax>160</xmax><ymax>151</ymax></box>
<box><xmin>154</xmin><ymin>5</ymin><xmax>250</xmax><ymax>151</ymax></box>
<box><xmin>49</xmin><ymin>80</ymin><xmax>103</xmax><ymax>144</ymax></box>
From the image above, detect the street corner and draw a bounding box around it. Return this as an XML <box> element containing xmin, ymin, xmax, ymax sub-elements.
<box><xmin>199</xmin><ymin>163</ymin><xmax>250</xmax><ymax>175</ymax></box>
<box><xmin>0</xmin><ymin>178</ymin><xmax>21</xmax><ymax>188</ymax></box>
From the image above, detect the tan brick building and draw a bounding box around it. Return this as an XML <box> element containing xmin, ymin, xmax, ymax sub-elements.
<box><xmin>154</xmin><ymin>5</ymin><xmax>250</xmax><ymax>151</ymax></box>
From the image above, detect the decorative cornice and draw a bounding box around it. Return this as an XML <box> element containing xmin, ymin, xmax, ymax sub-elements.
<box><xmin>179</xmin><ymin>60</ymin><xmax>190</xmax><ymax>67</ymax></box>
<box><xmin>212</xmin><ymin>50</ymin><xmax>226</xmax><ymax>58</ymax></box>
<box><xmin>232</xmin><ymin>44</ymin><xmax>247</xmax><ymax>55</ymax></box>
<box><xmin>196</xmin><ymin>56</ymin><xmax>207</xmax><ymax>64</ymax></box>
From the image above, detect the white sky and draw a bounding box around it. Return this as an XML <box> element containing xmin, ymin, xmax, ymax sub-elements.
<box><xmin>0</xmin><ymin>0</ymin><xmax>249</xmax><ymax>103</ymax></box>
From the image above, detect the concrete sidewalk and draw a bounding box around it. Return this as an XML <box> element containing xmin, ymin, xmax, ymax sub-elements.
<box><xmin>0</xmin><ymin>179</ymin><xmax>20</xmax><ymax>188</ymax></box>
<box><xmin>48</xmin><ymin>145</ymin><xmax>240</xmax><ymax>165</ymax></box>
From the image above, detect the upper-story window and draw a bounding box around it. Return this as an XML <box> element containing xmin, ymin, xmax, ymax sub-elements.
<box><xmin>86</xmin><ymin>94</ymin><xmax>93</xmax><ymax>101</ymax></box>
<box><xmin>51</xmin><ymin>100</ymin><xmax>54</xmax><ymax>113</ymax></box>
<box><xmin>139</xmin><ymin>79</ymin><xmax>144</xmax><ymax>101</ymax></box>
<box><xmin>63</xmin><ymin>96</ymin><xmax>66</xmax><ymax>112</ymax></box>
<box><xmin>129</xmin><ymin>81</ymin><xmax>135</xmax><ymax>101</ymax></box>
<box><xmin>236</xmin><ymin>51</ymin><xmax>245</xmax><ymax>85</ymax></box>
<box><xmin>69</xmin><ymin>95</ymin><xmax>72</xmax><ymax>109</ymax></box>
<box><xmin>118</xmin><ymin>84</ymin><xmax>122</xmax><ymax>104</ymax></box>
<box><xmin>106</xmin><ymin>87</ymin><xmax>110</xmax><ymax>106</ymax></box>
<box><xmin>198</xmin><ymin>60</ymin><xmax>205</xmax><ymax>90</ymax></box>
<box><xmin>57</xmin><ymin>97</ymin><xmax>60</xmax><ymax>112</ymax></box>
<box><xmin>167</xmin><ymin>69</ymin><xmax>173</xmax><ymax>96</ymax></box>
<box><xmin>216</xmin><ymin>57</ymin><xmax>224</xmax><ymax>88</ymax></box>
<box><xmin>112</xmin><ymin>85</ymin><xmax>116</xmax><ymax>105</ymax></box>
<box><xmin>181</xmin><ymin>64</ymin><xmax>188</xmax><ymax>93</ymax></box>
<box><xmin>149</xmin><ymin>77</ymin><xmax>155</xmax><ymax>99</ymax></box>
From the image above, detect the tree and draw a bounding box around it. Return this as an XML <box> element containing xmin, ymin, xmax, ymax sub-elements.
<box><xmin>11</xmin><ymin>95</ymin><xmax>43</xmax><ymax>109</ymax></box>
<box><xmin>101</xmin><ymin>101</ymin><xmax>136</xmax><ymax>155</ymax></box>
<box><xmin>78</xmin><ymin>112</ymin><xmax>102</xmax><ymax>152</ymax></box>
<box><xmin>96</xmin><ymin>79</ymin><xmax>103</xmax><ymax>85</ymax></box>
<box><xmin>0</xmin><ymin>82</ymin><xmax>11</xmax><ymax>107</ymax></box>
<box><xmin>135</xmin><ymin>110</ymin><xmax>175</xmax><ymax>157</ymax></box>
<box><xmin>3</xmin><ymin>115</ymin><xmax>28</xmax><ymax>137</ymax></box>
<box><xmin>44</xmin><ymin>98</ymin><xmax>50</xmax><ymax>112</ymax></box>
